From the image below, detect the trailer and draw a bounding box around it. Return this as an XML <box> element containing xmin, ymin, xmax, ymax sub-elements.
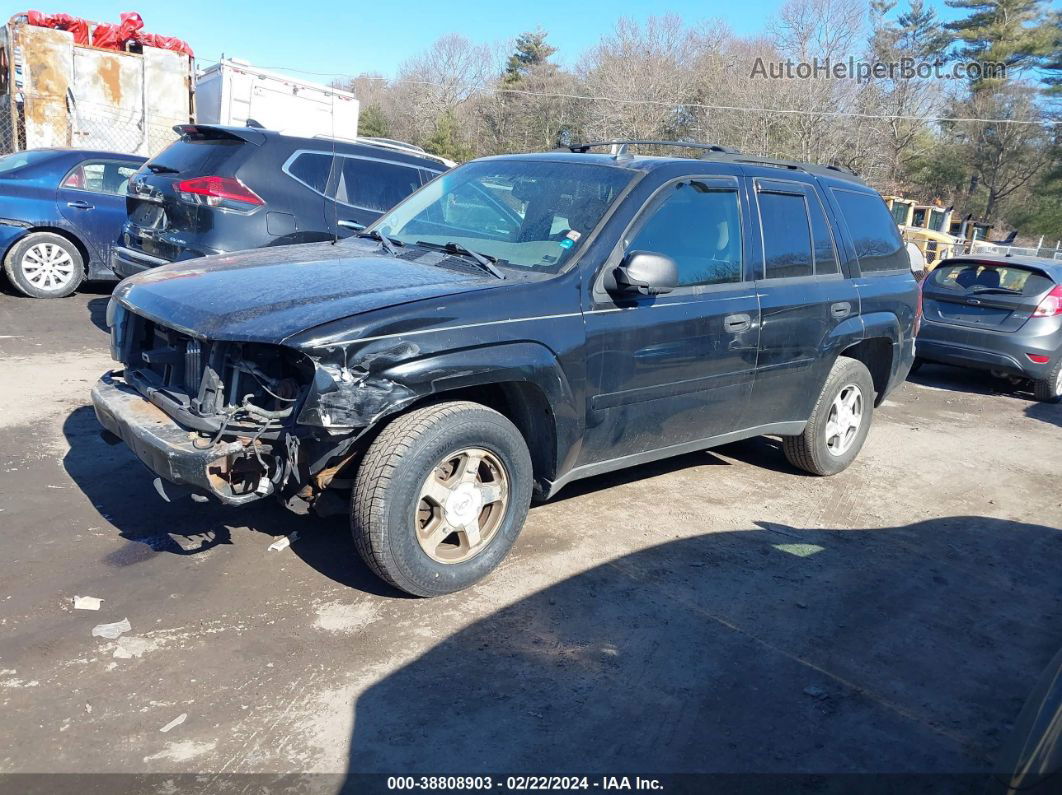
<box><xmin>195</xmin><ymin>59</ymin><xmax>360</xmax><ymax>140</ymax></box>
<box><xmin>0</xmin><ymin>13</ymin><xmax>194</xmax><ymax>156</ymax></box>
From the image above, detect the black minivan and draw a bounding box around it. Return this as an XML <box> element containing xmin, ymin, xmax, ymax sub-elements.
<box><xmin>112</xmin><ymin>126</ymin><xmax>451</xmax><ymax>276</ymax></box>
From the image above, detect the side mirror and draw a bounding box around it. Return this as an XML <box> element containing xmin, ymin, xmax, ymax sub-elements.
<box><xmin>613</xmin><ymin>250</ymin><xmax>678</xmax><ymax>296</ymax></box>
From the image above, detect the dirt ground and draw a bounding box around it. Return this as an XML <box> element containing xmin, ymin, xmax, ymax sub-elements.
<box><xmin>0</xmin><ymin>283</ymin><xmax>1059</xmax><ymax>791</ymax></box>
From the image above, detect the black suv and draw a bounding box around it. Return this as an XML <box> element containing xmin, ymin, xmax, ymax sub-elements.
<box><xmin>92</xmin><ymin>141</ymin><xmax>918</xmax><ymax>596</ymax></box>
<box><xmin>112</xmin><ymin>125</ymin><xmax>450</xmax><ymax>277</ymax></box>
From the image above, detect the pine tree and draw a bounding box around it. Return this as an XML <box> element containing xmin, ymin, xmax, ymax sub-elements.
<box><xmin>358</xmin><ymin>105</ymin><xmax>391</xmax><ymax>138</ymax></box>
<box><xmin>424</xmin><ymin>111</ymin><xmax>473</xmax><ymax>163</ymax></box>
<box><xmin>945</xmin><ymin>0</ymin><xmax>1055</xmax><ymax>87</ymax></box>
<box><xmin>504</xmin><ymin>30</ymin><xmax>558</xmax><ymax>84</ymax></box>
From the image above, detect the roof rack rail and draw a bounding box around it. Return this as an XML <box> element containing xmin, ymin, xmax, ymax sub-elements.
<box><xmin>733</xmin><ymin>156</ymin><xmax>860</xmax><ymax>179</ymax></box>
<box><xmin>568</xmin><ymin>140</ymin><xmax>741</xmax><ymax>159</ymax></box>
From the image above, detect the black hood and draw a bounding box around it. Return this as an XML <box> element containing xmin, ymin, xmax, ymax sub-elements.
<box><xmin>114</xmin><ymin>241</ymin><xmax>495</xmax><ymax>343</ymax></box>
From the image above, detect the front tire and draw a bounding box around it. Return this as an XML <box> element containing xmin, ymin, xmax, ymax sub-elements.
<box><xmin>1032</xmin><ymin>359</ymin><xmax>1062</xmax><ymax>403</ymax></box>
<box><xmin>783</xmin><ymin>357</ymin><xmax>875</xmax><ymax>476</ymax></box>
<box><xmin>3</xmin><ymin>232</ymin><xmax>84</xmax><ymax>298</ymax></box>
<box><xmin>351</xmin><ymin>401</ymin><xmax>533</xmax><ymax>597</ymax></box>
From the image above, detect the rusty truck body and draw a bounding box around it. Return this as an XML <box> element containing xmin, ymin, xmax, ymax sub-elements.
<box><xmin>0</xmin><ymin>15</ymin><xmax>194</xmax><ymax>156</ymax></box>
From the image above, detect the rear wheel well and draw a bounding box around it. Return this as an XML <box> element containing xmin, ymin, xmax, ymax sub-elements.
<box><xmin>840</xmin><ymin>338</ymin><xmax>893</xmax><ymax>404</ymax></box>
<box><xmin>21</xmin><ymin>227</ymin><xmax>92</xmax><ymax>273</ymax></box>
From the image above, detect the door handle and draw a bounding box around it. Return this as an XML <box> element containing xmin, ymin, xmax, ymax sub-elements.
<box><xmin>337</xmin><ymin>219</ymin><xmax>364</xmax><ymax>231</ymax></box>
<box><xmin>724</xmin><ymin>313</ymin><xmax>752</xmax><ymax>333</ymax></box>
<box><xmin>830</xmin><ymin>302</ymin><xmax>852</xmax><ymax>319</ymax></box>
<box><xmin>66</xmin><ymin>200</ymin><xmax>93</xmax><ymax>210</ymax></box>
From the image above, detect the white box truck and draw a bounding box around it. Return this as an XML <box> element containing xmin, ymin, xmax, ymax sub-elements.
<box><xmin>195</xmin><ymin>58</ymin><xmax>360</xmax><ymax>139</ymax></box>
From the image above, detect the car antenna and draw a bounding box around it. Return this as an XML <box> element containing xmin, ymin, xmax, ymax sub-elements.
<box><xmin>329</xmin><ymin>91</ymin><xmax>338</xmax><ymax>245</ymax></box>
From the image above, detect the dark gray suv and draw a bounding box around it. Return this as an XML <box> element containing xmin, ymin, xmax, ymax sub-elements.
<box><xmin>916</xmin><ymin>255</ymin><xmax>1062</xmax><ymax>402</ymax></box>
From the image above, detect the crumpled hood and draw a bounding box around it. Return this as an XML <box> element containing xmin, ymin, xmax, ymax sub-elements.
<box><xmin>114</xmin><ymin>240</ymin><xmax>492</xmax><ymax>343</ymax></box>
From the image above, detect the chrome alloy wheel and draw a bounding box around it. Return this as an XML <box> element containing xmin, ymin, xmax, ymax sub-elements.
<box><xmin>415</xmin><ymin>448</ymin><xmax>510</xmax><ymax>564</ymax></box>
<box><xmin>824</xmin><ymin>383</ymin><xmax>863</xmax><ymax>457</ymax></box>
<box><xmin>21</xmin><ymin>243</ymin><xmax>76</xmax><ymax>291</ymax></box>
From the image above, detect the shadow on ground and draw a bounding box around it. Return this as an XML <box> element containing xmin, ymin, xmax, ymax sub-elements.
<box><xmin>907</xmin><ymin>361</ymin><xmax>1033</xmax><ymax>400</ymax></box>
<box><xmin>343</xmin><ymin>517</ymin><xmax>1061</xmax><ymax>789</ymax></box>
<box><xmin>60</xmin><ymin>404</ymin><xmax>398</xmax><ymax>596</ymax></box>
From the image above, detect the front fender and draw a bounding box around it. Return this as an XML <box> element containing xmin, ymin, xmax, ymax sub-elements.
<box><xmin>382</xmin><ymin>341</ymin><xmax>581</xmax><ymax>476</ymax></box>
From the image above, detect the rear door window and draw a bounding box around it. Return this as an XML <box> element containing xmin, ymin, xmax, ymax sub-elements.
<box><xmin>759</xmin><ymin>192</ymin><xmax>814</xmax><ymax>279</ymax></box>
<box><xmin>831</xmin><ymin>188</ymin><xmax>907</xmax><ymax>273</ymax></box>
<box><xmin>62</xmin><ymin>160</ymin><xmax>141</xmax><ymax>194</ymax></box>
<box><xmin>333</xmin><ymin>156</ymin><xmax>424</xmax><ymax>213</ymax></box>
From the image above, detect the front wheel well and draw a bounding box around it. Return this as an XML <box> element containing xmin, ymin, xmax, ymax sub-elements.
<box><xmin>839</xmin><ymin>338</ymin><xmax>893</xmax><ymax>405</ymax></box>
<box><xmin>410</xmin><ymin>382</ymin><xmax>558</xmax><ymax>488</ymax></box>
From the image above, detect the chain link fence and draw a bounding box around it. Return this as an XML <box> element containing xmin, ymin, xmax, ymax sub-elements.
<box><xmin>0</xmin><ymin>93</ymin><xmax>183</xmax><ymax>158</ymax></box>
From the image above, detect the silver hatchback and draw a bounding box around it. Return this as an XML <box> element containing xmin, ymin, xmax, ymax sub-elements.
<box><xmin>916</xmin><ymin>255</ymin><xmax>1062</xmax><ymax>402</ymax></box>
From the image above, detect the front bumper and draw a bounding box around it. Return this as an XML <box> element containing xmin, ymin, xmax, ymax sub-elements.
<box><xmin>91</xmin><ymin>370</ymin><xmax>264</xmax><ymax>505</ymax></box>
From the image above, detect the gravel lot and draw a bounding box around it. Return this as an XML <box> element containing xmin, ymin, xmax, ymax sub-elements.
<box><xmin>0</xmin><ymin>282</ymin><xmax>1059</xmax><ymax>789</ymax></box>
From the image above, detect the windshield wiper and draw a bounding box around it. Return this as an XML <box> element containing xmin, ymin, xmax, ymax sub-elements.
<box><xmin>415</xmin><ymin>241</ymin><xmax>505</xmax><ymax>280</ymax></box>
<box><xmin>357</xmin><ymin>229</ymin><xmax>403</xmax><ymax>257</ymax></box>
<box><xmin>969</xmin><ymin>286</ymin><xmax>1021</xmax><ymax>295</ymax></box>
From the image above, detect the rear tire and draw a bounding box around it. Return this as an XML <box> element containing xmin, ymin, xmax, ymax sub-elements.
<box><xmin>1032</xmin><ymin>359</ymin><xmax>1062</xmax><ymax>403</ymax></box>
<box><xmin>3</xmin><ymin>232</ymin><xmax>84</xmax><ymax>298</ymax></box>
<box><xmin>351</xmin><ymin>401</ymin><xmax>533</xmax><ymax>597</ymax></box>
<box><xmin>783</xmin><ymin>357</ymin><xmax>875</xmax><ymax>476</ymax></box>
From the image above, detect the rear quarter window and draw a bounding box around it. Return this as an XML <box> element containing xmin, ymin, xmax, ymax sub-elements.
<box><xmin>333</xmin><ymin>156</ymin><xmax>423</xmax><ymax>213</ymax></box>
<box><xmin>831</xmin><ymin>188</ymin><xmax>908</xmax><ymax>273</ymax></box>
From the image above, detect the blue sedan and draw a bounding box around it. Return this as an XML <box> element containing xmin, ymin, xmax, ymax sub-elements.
<box><xmin>0</xmin><ymin>148</ymin><xmax>146</xmax><ymax>298</ymax></box>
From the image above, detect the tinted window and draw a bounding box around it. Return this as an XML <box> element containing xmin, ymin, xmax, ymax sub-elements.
<box><xmin>759</xmin><ymin>192</ymin><xmax>813</xmax><ymax>279</ymax></box>
<box><xmin>626</xmin><ymin>182</ymin><xmax>742</xmax><ymax>287</ymax></box>
<box><xmin>376</xmin><ymin>160</ymin><xmax>633</xmax><ymax>273</ymax></box>
<box><xmin>334</xmin><ymin>157</ymin><xmax>422</xmax><ymax>212</ymax></box>
<box><xmin>286</xmin><ymin>152</ymin><xmax>332</xmax><ymax>194</ymax></box>
<box><xmin>926</xmin><ymin>262</ymin><xmax>1053</xmax><ymax>297</ymax></box>
<box><xmin>62</xmin><ymin>161</ymin><xmax>140</xmax><ymax>194</ymax></box>
<box><xmin>808</xmin><ymin>192</ymin><xmax>839</xmax><ymax>275</ymax></box>
<box><xmin>147</xmin><ymin>139</ymin><xmax>244</xmax><ymax>174</ymax></box>
<box><xmin>832</xmin><ymin>189</ymin><xmax>908</xmax><ymax>273</ymax></box>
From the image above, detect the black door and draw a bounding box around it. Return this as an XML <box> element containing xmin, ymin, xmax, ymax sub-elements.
<box><xmin>581</xmin><ymin>176</ymin><xmax>760</xmax><ymax>464</ymax></box>
<box><xmin>744</xmin><ymin>178</ymin><xmax>858</xmax><ymax>424</ymax></box>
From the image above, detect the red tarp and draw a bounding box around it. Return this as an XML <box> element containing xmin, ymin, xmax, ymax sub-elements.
<box><xmin>21</xmin><ymin>9</ymin><xmax>193</xmax><ymax>57</ymax></box>
<box><xmin>23</xmin><ymin>10</ymin><xmax>89</xmax><ymax>44</ymax></box>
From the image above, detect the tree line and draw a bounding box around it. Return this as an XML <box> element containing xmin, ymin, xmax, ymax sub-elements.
<box><xmin>339</xmin><ymin>0</ymin><xmax>1061</xmax><ymax>238</ymax></box>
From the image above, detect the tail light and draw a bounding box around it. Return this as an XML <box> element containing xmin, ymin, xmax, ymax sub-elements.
<box><xmin>1031</xmin><ymin>285</ymin><xmax>1062</xmax><ymax>318</ymax></box>
<box><xmin>175</xmin><ymin>176</ymin><xmax>264</xmax><ymax>210</ymax></box>
<box><xmin>1026</xmin><ymin>353</ymin><xmax>1050</xmax><ymax>364</ymax></box>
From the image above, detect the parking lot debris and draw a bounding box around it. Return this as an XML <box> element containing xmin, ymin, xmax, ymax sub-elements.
<box><xmin>159</xmin><ymin>713</ymin><xmax>187</xmax><ymax>733</ymax></box>
<box><xmin>113</xmin><ymin>636</ymin><xmax>151</xmax><ymax>659</ymax></box>
<box><xmin>73</xmin><ymin>596</ymin><xmax>102</xmax><ymax>610</ymax></box>
<box><xmin>91</xmin><ymin>618</ymin><xmax>131</xmax><ymax>639</ymax></box>
<box><xmin>268</xmin><ymin>531</ymin><xmax>300</xmax><ymax>552</ymax></box>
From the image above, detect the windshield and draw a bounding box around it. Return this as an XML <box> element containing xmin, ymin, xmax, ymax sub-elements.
<box><xmin>0</xmin><ymin>150</ymin><xmax>55</xmax><ymax>176</ymax></box>
<box><xmin>371</xmin><ymin>160</ymin><xmax>634</xmax><ymax>273</ymax></box>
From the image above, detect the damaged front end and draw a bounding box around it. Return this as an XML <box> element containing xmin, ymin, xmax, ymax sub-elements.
<box><xmin>92</xmin><ymin>302</ymin><xmax>418</xmax><ymax>513</ymax></box>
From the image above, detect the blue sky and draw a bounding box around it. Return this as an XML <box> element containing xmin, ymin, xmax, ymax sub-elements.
<box><xmin>10</xmin><ymin>0</ymin><xmax>971</xmax><ymax>78</ymax></box>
